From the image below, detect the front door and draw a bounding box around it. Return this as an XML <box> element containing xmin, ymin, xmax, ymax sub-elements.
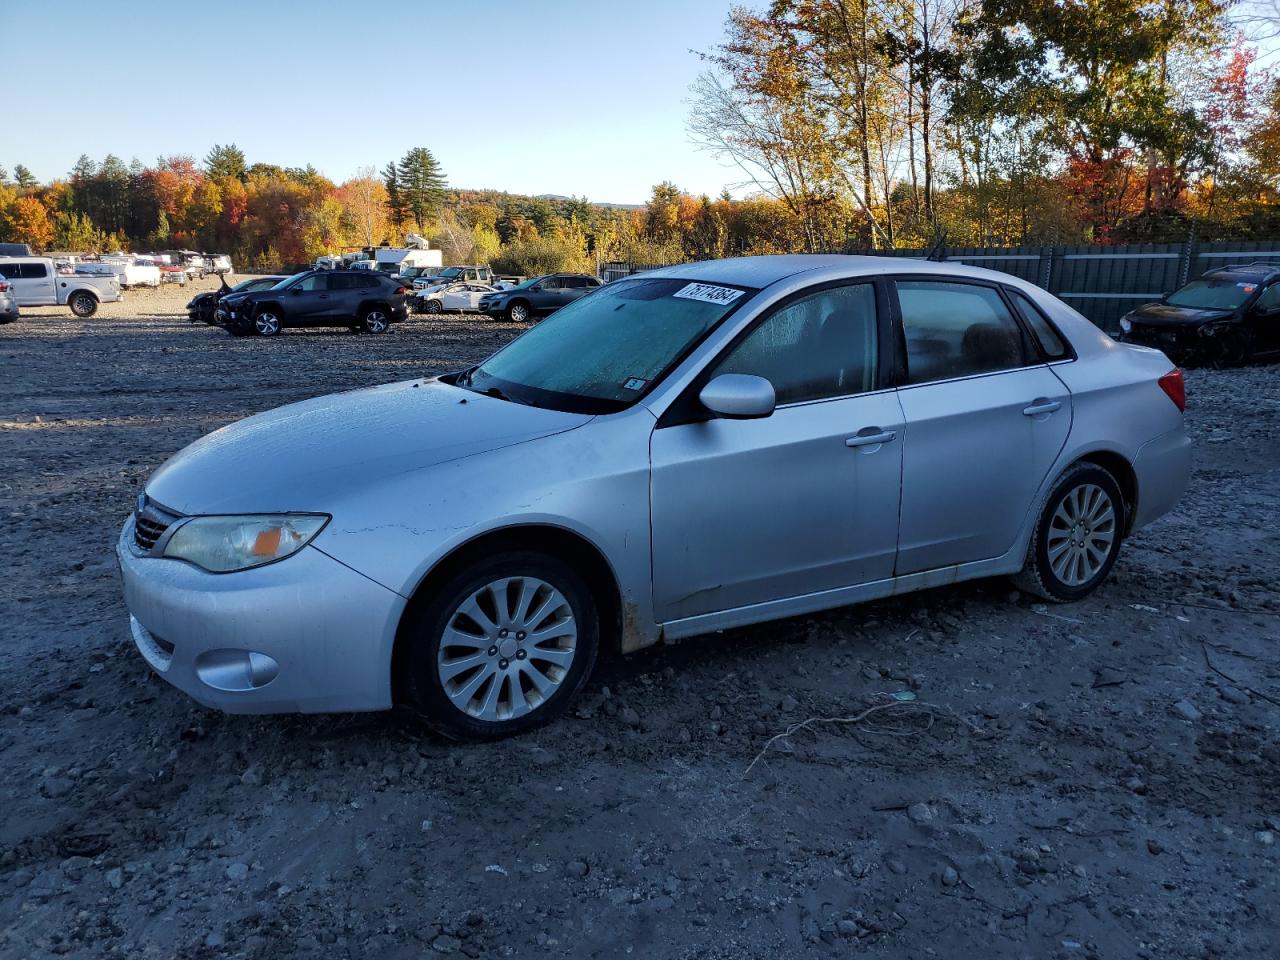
<box><xmin>9</xmin><ymin>261</ymin><xmax>55</xmax><ymax>305</ymax></box>
<box><xmin>651</xmin><ymin>281</ymin><xmax>903</xmax><ymax>622</ymax></box>
<box><xmin>890</xmin><ymin>278</ymin><xmax>1072</xmax><ymax>574</ymax></box>
<box><xmin>287</xmin><ymin>273</ymin><xmax>334</xmax><ymax>323</ymax></box>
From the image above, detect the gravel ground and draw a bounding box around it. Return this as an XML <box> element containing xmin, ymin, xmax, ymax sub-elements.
<box><xmin>1</xmin><ymin>280</ymin><xmax>1278</xmax><ymax>960</ymax></box>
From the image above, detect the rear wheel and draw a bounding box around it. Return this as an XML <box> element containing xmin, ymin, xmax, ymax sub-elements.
<box><xmin>362</xmin><ymin>307</ymin><xmax>390</xmax><ymax>334</ymax></box>
<box><xmin>1014</xmin><ymin>462</ymin><xmax>1125</xmax><ymax>602</ymax></box>
<box><xmin>69</xmin><ymin>293</ymin><xmax>98</xmax><ymax>318</ymax></box>
<box><xmin>401</xmin><ymin>551</ymin><xmax>599</xmax><ymax>741</ymax></box>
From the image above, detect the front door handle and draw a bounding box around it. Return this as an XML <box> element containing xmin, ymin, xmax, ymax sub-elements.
<box><xmin>846</xmin><ymin>429</ymin><xmax>897</xmax><ymax>448</ymax></box>
<box><xmin>1022</xmin><ymin>399</ymin><xmax>1062</xmax><ymax>417</ymax></box>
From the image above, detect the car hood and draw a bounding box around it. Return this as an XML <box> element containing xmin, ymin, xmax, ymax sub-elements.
<box><xmin>144</xmin><ymin>379</ymin><xmax>593</xmax><ymax>514</ymax></box>
<box><xmin>1128</xmin><ymin>302</ymin><xmax>1234</xmax><ymax>326</ymax></box>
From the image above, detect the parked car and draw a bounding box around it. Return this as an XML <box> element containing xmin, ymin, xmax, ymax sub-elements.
<box><xmin>160</xmin><ymin>266</ymin><xmax>187</xmax><ymax>286</ymax></box>
<box><xmin>207</xmin><ymin>254</ymin><xmax>233</xmax><ymax>275</ymax></box>
<box><xmin>1118</xmin><ymin>261</ymin><xmax>1280</xmax><ymax>365</ymax></box>
<box><xmin>429</xmin><ymin>265</ymin><xmax>495</xmax><ymax>286</ymax></box>
<box><xmin>479</xmin><ymin>273</ymin><xmax>603</xmax><ymax>322</ymax></box>
<box><xmin>187</xmin><ymin>275</ymin><xmax>288</xmax><ymax>324</ymax></box>
<box><xmin>216</xmin><ymin>270</ymin><xmax>408</xmax><ymax>336</ymax></box>
<box><xmin>99</xmin><ymin>257</ymin><xmax>163</xmax><ymax>289</ymax></box>
<box><xmin>416</xmin><ymin>282</ymin><xmax>498</xmax><ymax>314</ymax></box>
<box><xmin>116</xmin><ymin>255</ymin><xmax>1190</xmax><ymax>740</ymax></box>
<box><xmin>0</xmin><ymin>272</ymin><xmax>19</xmax><ymax>323</ymax></box>
<box><xmin>0</xmin><ymin>256</ymin><xmax>122</xmax><ymax>316</ymax></box>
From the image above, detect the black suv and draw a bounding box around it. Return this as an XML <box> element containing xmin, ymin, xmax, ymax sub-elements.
<box><xmin>1118</xmin><ymin>262</ymin><xmax>1280</xmax><ymax>365</ymax></box>
<box><xmin>479</xmin><ymin>273</ymin><xmax>602</xmax><ymax>322</ymax></box>
<box><xmin>219</xmin><ymin>270</ymin><xmax>409</xmax><ymax>336</ymax></box>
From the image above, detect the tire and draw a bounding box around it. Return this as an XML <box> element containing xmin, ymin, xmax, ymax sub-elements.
<box><xmin>69</xmin><ymin>293</ymin><xmax>98</xmax><ymax>318</ymax></box>
<box><xmin>253</xmin><ymin>308</ymin><xmax>282</xmax><ymax>337</ymax></box>
<box><xmin>1013</xmin><ymin>462</ymin><xmax>1125</xmax><ymax>603</ymax></box>
<box><xmin>401</xmin><ymin>550</ymin><xmax>600</xmax><ymax>741</ymax></box>
<box><xmin>423</xmin><ymin>299</ymin><xmax>442</xmax><ymax>315</ymax></box>
<box><xmin>362</xmin><ymin>306</ymin><xmax>391</xmax><ymax>334</ymax></box>
<box><xmin>506</xmin><ymin>301</ymin><xmax>530</xmax><ymax>323</ymax></box>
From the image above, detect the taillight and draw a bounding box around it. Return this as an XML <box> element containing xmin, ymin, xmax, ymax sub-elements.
<box><xmin>1158</xmin><ymin>368</ymin><xmax>1185</xmax><ymax>412</ymax></box>
<box><xmin>394</xmin><ymin>286</ymin><xmax>407</xmax><ymax>296</ymax></box>
<box><xmin>0</xmin><ymin>281</ymin><xmax>8</xmax><ymax>292</ymax></box>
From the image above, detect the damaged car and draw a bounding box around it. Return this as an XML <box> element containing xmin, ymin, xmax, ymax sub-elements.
<box><xmin>118</xmin><ymin>256</ymin><xmax>1191</xmax><ymax>740</ymax></box>
<box><xmin>1118</xmin><ymin>261</ymin><xmax>1280</xmax><ymax>365</ymax></box>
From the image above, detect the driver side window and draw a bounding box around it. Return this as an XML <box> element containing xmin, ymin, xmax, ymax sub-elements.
<box><xmin>298</xmin><ymin>274</ymin><xmax>329</xmax><ymax>292</ymax></box>
<box><xmin>1256</xmin><ymin>284</ymin><xmax>1280</xmax><ymax>312</ymax></box>
<box><xmin>712</xmin><ymin>283</ymin><xmax>879</xmax><ymax>405</ymax></box>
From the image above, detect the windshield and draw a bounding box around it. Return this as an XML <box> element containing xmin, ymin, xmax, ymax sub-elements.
<box><xmin>271</xmin><ymin>274</ymin><xmax>301</xmax><ymax>290</ymax></box>
<box><xmin>464</xmin><ymin>277</ymin><xmax>754</xmax><ymax>413</ymax></box>
<box><xmin>512</xmin><ymin>275</ymin><xmax>546</xmax><ymax>290</ymax></box>
<box><xmin>1166</xmin><ymin>278</ymin><xmax>1257</xmax><ymax>310</ymax></box>
<box><xmin>437</xmin><ymin>267</ymin><xmax>464</xmax><ymax>280</ymax></box>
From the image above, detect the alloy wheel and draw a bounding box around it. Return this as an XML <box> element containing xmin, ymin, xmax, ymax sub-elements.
<box><xmin>436</xmin><ymin>576</ymin><xmax>577</xmax><ymax>721</ymax></box>
<box><xmin>1046</xmin><ymin>483</ymin><xmax>1116</xmax><ymax>586</ymax></box>
<box><xmin>365</xmin><ymin>310</ymin><xmax>388</xmax><ymax>333</ymax></box>
<box><xmin>255</xmin><ymin>312</ymin><xmax>280</xmax><ymax>335</ymax></box>
<box><xmin>509</xmin><ymin>304</ymin><xmax>529</xmax><ymax>323</ymax></box>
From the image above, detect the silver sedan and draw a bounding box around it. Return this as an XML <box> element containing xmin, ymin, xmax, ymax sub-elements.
<box><xmin>117</xmin><ymin>256</ymin><xmax>1191</xmax><ymax>740</ymax></box>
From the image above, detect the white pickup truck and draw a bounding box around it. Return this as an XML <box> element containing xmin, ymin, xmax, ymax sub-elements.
<box><xmin>0</xmin><ymin>257</ymin><xmax>123</xmax><ymax>317</ymax></box>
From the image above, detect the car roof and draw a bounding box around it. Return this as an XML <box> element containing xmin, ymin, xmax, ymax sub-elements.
<box><xmin>640</xmin><ymin>254</ymin><xmax>1040</xmax><ymax>288</ymax></box>
<box><xmin>1201</xmin><ymin>261</ymin><xmax>1280</xmax><ymax>282</ymax></box>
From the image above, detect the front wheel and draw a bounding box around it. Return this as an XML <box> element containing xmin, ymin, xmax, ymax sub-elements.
<box><xmin>1014</xmin><ymin>463</ymin><xmax>1125</xmax><ymax>602</ymax></box>
<box><xmin>506</xmin><ymin>302</ymin><xmax>530</xmax><ymax>323</ymax></box>
<box><xmin>69</xmin><ymin>293</ymin><xmax>98</xmax><ymax>318</ymax></box>
<box><xmin>253</xmin><ymin>309</ymin><xmax>282</xmax><ymax>336</ymax></box>
<box><xmin>402</xmin><ymin>551</ymin><xmax>599</xmax><ymax>740</ymax></box>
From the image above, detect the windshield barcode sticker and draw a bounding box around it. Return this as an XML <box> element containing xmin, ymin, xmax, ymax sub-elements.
<box><xmin>673</xmin><ymin>282</ymin><xmax>745</xmax><ymax>306</ymax></box>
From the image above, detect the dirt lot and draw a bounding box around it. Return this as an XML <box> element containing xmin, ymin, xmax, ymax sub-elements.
<box><xmin>0</xmin><ymin>278</ymin><xmax>1277</xmax><ymax>960</ymax></box>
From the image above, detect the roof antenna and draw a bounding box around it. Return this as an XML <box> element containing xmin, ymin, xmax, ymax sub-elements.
<box><xmin>926</xmin><ymin>229</ymin><xmax>948</xmax><ymax>262</ymax></box>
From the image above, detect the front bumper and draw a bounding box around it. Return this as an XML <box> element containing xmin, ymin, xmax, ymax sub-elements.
<box><xmin>1118</xmin><ymin>325</ymin><xmax>1203</xmax><ymax>360</ymax></box>
<box><xmin>117</xmin><ymin>516</ymin><xmax>405</xmax><ymax>714</ymax></box>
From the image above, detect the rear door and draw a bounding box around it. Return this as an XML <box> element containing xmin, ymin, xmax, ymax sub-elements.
<box><xmin>890</xmin><ymin>278</ymin><xmax>1071</xmax><ymax>575</ymax></box>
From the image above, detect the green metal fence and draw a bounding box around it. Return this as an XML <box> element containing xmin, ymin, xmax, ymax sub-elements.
<box><xmin>848</xmin><ymin>240</ymin><xmax>1280</xmax><ymax>333</ymax></box>
<box><xmin>605</xmin><ymin>240</ymin><xmax>1280</xmax><ymax>333</ymax></box>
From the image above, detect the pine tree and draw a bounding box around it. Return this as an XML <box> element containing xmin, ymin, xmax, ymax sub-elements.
<box><xmin>205</xmin><ymin>143</ymin><xmax>247</xmax><ymax>182</ymax></box>
<box><xmin>382</xmin><ymin>161</ymin><xmax>408</xmax><ymax>232</ymax></box>
<box><xmin>397</xmin><ymin>147</ymin><xmax>447</xmax><ymax>232</ymax></box>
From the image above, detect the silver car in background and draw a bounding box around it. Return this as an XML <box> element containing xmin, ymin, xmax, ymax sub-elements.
<box><xmin>117</xmin><ymin>256</ymin><xmax>1191</xmax><ymax>740</ymax></box>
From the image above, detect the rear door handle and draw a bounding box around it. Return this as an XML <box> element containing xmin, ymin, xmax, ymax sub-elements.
<box><xmin>846</xmin><ymin>429</ymin><xmax>897</xmax><ymax>448</ymax></box>
<box><xmin>1022</xmin><ymin>399</ymin><xmax>1062</xmax><ymax>417</ymax></box>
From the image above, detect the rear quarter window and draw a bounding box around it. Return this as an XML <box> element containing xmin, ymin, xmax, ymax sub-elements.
<box><xmin>1008</xmin><ymin>289</ymin><xmax>1070</xmax><ymax>360</ymax></box>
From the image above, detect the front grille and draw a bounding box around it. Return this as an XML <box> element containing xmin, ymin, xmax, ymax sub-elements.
<box><xmin>134</xmin><ymin>498</ymin><xmax>181</xmax><ymax>552</ymax></box>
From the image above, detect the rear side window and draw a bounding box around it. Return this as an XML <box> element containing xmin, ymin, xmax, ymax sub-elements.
<box><xmin>714</xmin><ymin>282</ymin><xmax>878</xmax><ymax>405</ymax></box>
<box><xmin>1008</xmin><ymin>289</ymin><xmax>1069</xmax><ymax>360</ymax></box>
<box><xmin>20</xmin><ymin>262</ymin><xmax>49</xmax><ymax>279</ymax></box>
<box><xmin>896</xmin><ymin>280</ymin><xmax>1029</xmax><ymax>385</ymax></box>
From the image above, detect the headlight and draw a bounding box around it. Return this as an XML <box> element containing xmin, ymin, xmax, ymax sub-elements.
<box><xmin>1119</xmin><ymin>315</ymin><xmax>1132</xmax><ymax>334</ymax></box>
<box><xmin>162</xmin><ymin>514</ymin><xmax>329</xmax><ymax>572</ymax></box>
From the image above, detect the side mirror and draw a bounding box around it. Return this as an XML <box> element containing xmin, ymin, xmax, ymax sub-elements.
<box><xmin>699</xmin><ymin>374</ymin><xmax>776</xmax><ymax>419</ymax></box>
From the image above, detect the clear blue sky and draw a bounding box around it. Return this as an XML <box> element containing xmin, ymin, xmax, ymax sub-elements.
<box><xmin>1</xmin><ymin>0</ymin><xmax>741</xmax><ymax>204</ymax></box>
